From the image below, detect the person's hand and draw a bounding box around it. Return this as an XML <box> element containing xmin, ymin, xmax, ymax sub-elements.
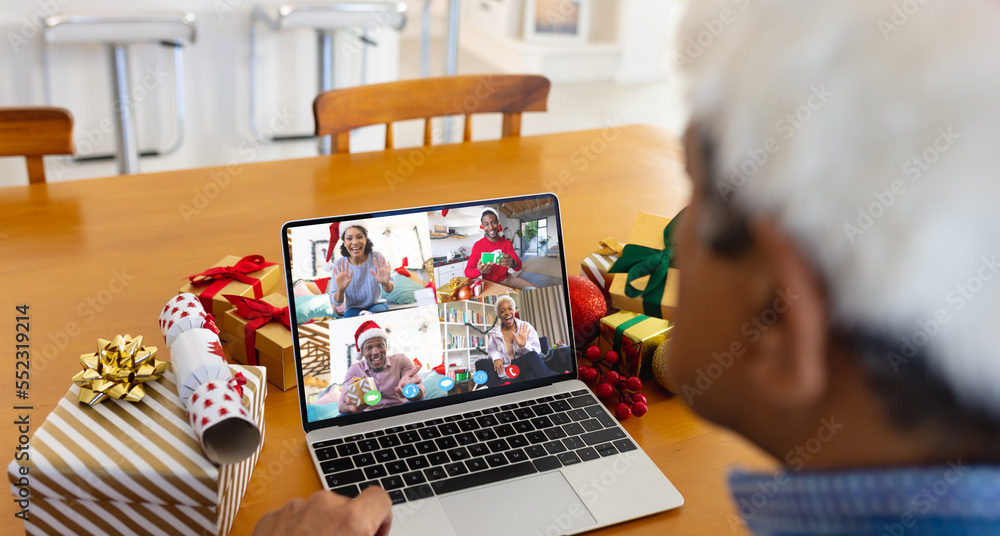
<box><xmin>477</xmin><ymin>261</ymin><xmax>493</xmax><ymax>276</ymax></box>
<box><xmin>334</xmin><ymin>262</ymin><xmax>353</xmax><ymax>292</ymax></box>
<box><xmin>514</xmin><ymin>323</ymin><xmax>529</xmax><ymax>348</ymax></box>
<box><xmin>370</xmin><ymin>256</ymin><xmax>392</xmax><ymax>286</ymax></box>
<box><xmin>493</xmin><ymin>359</ymin><xmax>503</xmax><ymax>375</ymax></box>
<box><xmin>253</xmin><ymin>487</ymin><xmax>392</xmax><ymax>536</ymax></box>
<box><xmin>395</xmin><ymin>367</ymin><xmax>422</xmax><ymax>397</ymax></box>
<box><xmin>340</xmin><ymin>402</ymin><xmax>358</xmax><ymax>414</ymax></box>
<box><xmin>496</xmin><ymin>254</ymin><xmax>513</xmax><ymax>268</ymax></box>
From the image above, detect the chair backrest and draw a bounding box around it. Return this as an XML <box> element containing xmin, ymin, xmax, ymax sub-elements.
<box><xmin>313</xmin><ymin>75</ymin><xmax>551</xmax><ymax>154</ymax></box>
<box><xmin>0</xmin><ymin>107</ymin><xmax>74</xmax><ymax>184</ymax></box>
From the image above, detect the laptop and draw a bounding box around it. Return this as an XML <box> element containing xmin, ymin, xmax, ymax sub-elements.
<box><xmin>280</xmin><ymin>193</ymin><xmax>683</xmax><ymax>536</ymax></box>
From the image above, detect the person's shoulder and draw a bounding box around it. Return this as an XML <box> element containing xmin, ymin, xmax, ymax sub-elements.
<box><xmin>389</xmin><ymin>353</ymin><xmax>412</xmax><ymax>366</ymax></box>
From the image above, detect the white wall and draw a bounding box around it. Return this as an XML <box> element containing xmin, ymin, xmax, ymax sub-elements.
<box><xmin>0</xmin><ymin>0</ymin><xmax>407</xmax><ymax>186</ymax></box>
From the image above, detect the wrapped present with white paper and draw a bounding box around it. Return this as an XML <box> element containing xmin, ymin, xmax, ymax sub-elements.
<box><xmin>6</xmin><ymin>364</ymin><xmax>267</xmax><ymax>536</ymax></box>
<box><xmin>580</xmin><ymin>237</ymin><xmax>623</xmax><ymax>300</ymax></box>
<box><xmin>341</xmin><ymin>376</ymin><xmax>377</xmax><ymax>407</ymax></box>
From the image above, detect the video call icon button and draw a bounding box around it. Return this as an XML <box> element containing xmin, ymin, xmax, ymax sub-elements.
<box><xmin>472</xmin><ymin>370</ymin><xmax>489</xmax><ymax>385</ymax></box>
<box><xmin>364</xmin><ymin>390</ymin><xmax>382</xmax><ymax>406</ymax></box>
<box><xmin>505</xmin><ymin>365</ymin><xmax>520</xmax><ymax>379</ymax></box>
<box><xmin>402</xmin><ymin>383</ymin><xmax>420</xmax><ymax>399</ymax></box>
<box><xmin>439</xmin><ymin>377</ymin><xmax>455</xmax><ymax>391</ymax></box>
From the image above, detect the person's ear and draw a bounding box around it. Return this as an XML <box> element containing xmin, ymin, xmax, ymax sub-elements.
<box><xmin>744</xmin><ymin>218</ymin><xmax>829</xmax><ymax>408</ymax></box>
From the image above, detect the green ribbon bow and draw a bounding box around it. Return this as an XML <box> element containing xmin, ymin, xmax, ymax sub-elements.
<box><xmin>607</xmin><ymin>216</ymin><xmax>680</xmax><ymax>318</ymax></box>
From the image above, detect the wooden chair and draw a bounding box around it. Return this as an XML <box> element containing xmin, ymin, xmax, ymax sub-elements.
<box><xmin>0</xmin><ymin>107</ymin><xmax>74</xmax><ymax>184</ymax></box>
<box><xmin>313</xmin><ymin>74</ymin><xmax>551</xmax><ymax>154</ymax></box>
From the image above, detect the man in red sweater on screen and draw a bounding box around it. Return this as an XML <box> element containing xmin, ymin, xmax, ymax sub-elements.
<box><xmin>464</xmin><ymin>208</ymin><xmax>535</xmax><ymax>290</ymax></box>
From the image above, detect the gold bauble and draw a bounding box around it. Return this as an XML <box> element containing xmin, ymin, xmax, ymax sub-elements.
<box><xmin>652</xmin><ymin>337</ymin><xmax>674</xmax><ymax>393</ymax></box>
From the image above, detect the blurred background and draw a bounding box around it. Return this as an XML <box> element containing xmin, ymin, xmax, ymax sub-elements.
<box><xmin>0</xmin><ymin>0</ymin><xmax>688</xmax><ymax>186</ymax></box>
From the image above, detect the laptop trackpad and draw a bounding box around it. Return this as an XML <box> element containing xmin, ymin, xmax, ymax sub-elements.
<box><xmin>439</xmin><ymin>472</ymin><xmax>597</xmax><ymax>535</ymax></box>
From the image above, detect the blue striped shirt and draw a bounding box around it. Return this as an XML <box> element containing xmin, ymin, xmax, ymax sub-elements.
<box><xmin>728</xmin><ymin>462</ymin><xmax>1000</xmax><ymax>535</ymax></box>
<box><xmin>328</xmin><ymin>251</ymin><xmax>388</xmax><ymax>311</ymax></box>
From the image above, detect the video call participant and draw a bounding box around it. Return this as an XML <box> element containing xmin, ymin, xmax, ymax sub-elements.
<box><xmin>465</xmin><ymin>208</ymin><xmax>535</xmax><ymax>290</ymax></box>
<box><xmin>477</xmin><ymin>295</ymin><xmax>552</xmax><ymax>388</ymax></box>
<box><xmin>338</xmin><ymin>320</ymin><xmax>424</xmax><ymax>414</ymax></box>
<box><xmin>328</xmin><ymin>221</ymin><xmax>395</xmax><ymax>318</ymax></box>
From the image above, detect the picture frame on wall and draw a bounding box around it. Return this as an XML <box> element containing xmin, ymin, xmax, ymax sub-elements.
<box><xmin>523</xmin><ymin>0</ymin><xmax>591</xmax><ymax>44</ymax></box>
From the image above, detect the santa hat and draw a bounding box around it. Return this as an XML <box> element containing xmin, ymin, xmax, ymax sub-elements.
<box><xmin>495</xmin><ymin>295</ymin><xmax>516</xmax><ymax>316</ymax></box>
<box><xmin>325</xmin><ymin>222</ymin><xmax>340</xmax><ymax>262</ymax></box>
<box><xmin>480</xmin><ymin>207</ymin><xmax>500</xmax><ymax>222</ymax></box>
<box><xmin>355</xmin><ymin>320</ymin><xmax>388</xmax><ymax>352</ymax></box>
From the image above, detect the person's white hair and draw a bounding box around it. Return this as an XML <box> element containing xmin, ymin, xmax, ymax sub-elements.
<box><xmin>495</xmin><ymin>295</ymin><xmax>517</xmax><ymax>317</ymax></box>
<box><xmin>681</xmin><ymin>0</ymin><xmax>1000</xmax><ymax>416</ymax></box>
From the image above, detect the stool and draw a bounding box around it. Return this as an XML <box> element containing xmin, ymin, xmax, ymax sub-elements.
<box><xmin>42</xmin><ymin>12</ymin><xmax>197</xmax><ymax>175</ymax></box>
<box><xmin>250</xmin><ymin>2</ymin><xmax>407</xmax><ymax>154</ymax></box>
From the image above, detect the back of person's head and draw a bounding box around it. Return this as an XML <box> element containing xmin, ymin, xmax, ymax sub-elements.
<box><xmin>680</xmin><ymin>0</ymin><xmax>1000</xmax><ymax>443</ymax></box>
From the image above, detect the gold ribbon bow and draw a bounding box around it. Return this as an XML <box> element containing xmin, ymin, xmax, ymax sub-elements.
<box><xmin>594</xmin><ymin>238</ymin><xmax>624</xmax><ymax>256</ymax></box>
<box><xmin>72</xmin><ymin>335</ymin><xmax>167</xmax><ymax>406</ymax></box>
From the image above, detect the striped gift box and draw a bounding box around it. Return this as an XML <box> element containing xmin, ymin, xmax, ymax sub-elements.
<box><xmin>579</xmin><ymin>238</ymin><xmax>623</xmax><ymax>299</ymax></box>
<box><xmin>8</xmin><ymin>365</ymin><xmax>266</xmax><ymax>536</ymax></box>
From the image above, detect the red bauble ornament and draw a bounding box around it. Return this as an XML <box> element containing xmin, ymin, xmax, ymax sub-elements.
<box><xmin>568</xmin><ymin>275</ymin><xmax>607</xmax><ymax>346</ymax></box>
<box><xmin>596</xmin><ymin>383</ymin><xmax>614</xmax><ymax>399</ymax></box>
<box><xmin>585</xmin><ymin>345</ymin><xmax>602</xmax><ymax>361</ymax></box>
<box><xmin>626</xmin><ymin>376</ymin><xmax>642</xmax><ymax>392</ymax></box>
<box><xmin>632</xmin><ymin>401</ymin><xmax>648</xmax><ymax>417</ymax></box>
<box><xmin>633</xmin><ymin>392</ymin><xmax>647</xmax><ymax>404</ymax></box>
<box><xmin>604</xmin><ymin>351</ymin><xmax>619</xmax><ymax>365</ymax></box>
<box><xmin>615</xmin><ymin>403</ymin><xmax>632</xmax><ymax>420</ymax></box>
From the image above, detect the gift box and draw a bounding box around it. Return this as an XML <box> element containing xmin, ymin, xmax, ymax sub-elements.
<box><xmin>580</xmin><ymin>238</ymin><xmax>623</xmax><ymax>300</ymax></box>
<box><xmin>221</xmin><ymin>294</ymin><xmax>295</xmax><ymax>392</ymax></box>
<box><xmin>599</xmin><ymin>311</ymin><xmax>672</xmax><ymax>380</ymax></box>
<box><xmin>8</xmin><ymin>364</ymin><xmax>266</xmax><ymax>536</ymax></box>
<box><xmin>180</xmin><ymin>255</ymin><xmax>280</xmax><ymax>321</ymax></box>
<box><xmin>608</xmin><ymin>212</ymin><xmax>680</xmax><ymax>321</ymax></box>
<box><xmin>342</xmin><ymin>376</ymin><xmax>377</xmax><ymax>407</ymax></box>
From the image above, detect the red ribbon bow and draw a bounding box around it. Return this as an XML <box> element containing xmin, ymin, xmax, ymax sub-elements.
<box><xmin>223</xmin><ymin>294</ymin><xmax>291</xmax><ymax>366</ymax></box>
<box><xmin>229</xmin><ymin>372</ymin><xmax>248</xmax><ymax>398</ymax></box>
<box><xmin>186</xmin><ymin>255</ymin><xmax>276</xmax><ymax>312</ymax></box>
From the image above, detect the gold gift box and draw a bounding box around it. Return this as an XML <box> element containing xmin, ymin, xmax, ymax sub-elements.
<box><xmin>7</xmin><ymin>365</ymin><xmax>267</xmax><ymax>536</ymax></box>
<box><xmin>609</xmin><ymin>212</ymin><xmax>680</xmax><ymax>321</ymax></box>
<box><xmin>342</xmin><ymin>376</ymin><xmax>377</xmax><ymax>407</ymax></box>
<box><xmin>179</xmin><ymin>255</ymin><xmax>281</xmax><ymax>321</ymax></box>
<box><xmin>222</xmin><ymin>293</ymin><xmax>296</xmax><ymax>391</ymax></box>
<box><xmin>599</xmin><ymin>311</ymin><xmax>672</xmax><ymax>380</ymax></box>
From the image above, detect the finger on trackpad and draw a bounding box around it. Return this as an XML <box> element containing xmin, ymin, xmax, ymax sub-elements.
<box><xmin>438</xmin><ymin>472</ymin><xmax>597</xmax><ymax>536</ymax></box>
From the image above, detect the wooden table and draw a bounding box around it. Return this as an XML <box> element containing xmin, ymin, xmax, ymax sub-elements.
<box><xmin>0</xmin><ymin>125</ymin><xmax>777</xmax><ymax>536</ymax></box>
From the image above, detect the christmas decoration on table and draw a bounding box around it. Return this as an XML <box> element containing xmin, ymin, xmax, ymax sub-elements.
<box><xmin>8</xmin><ymin>355</ymin><xmax>266</xmax><ymax>535</ymax></box>
<box><xmin>580</xmin><ymin>237</ymin><xmax>624</xmax><ymax>300</ymax></box>
<box><xmin>568</xmin><ymin>274</ymin><xmax>608</xmax><ymax>347</ymax></box>
<box><xmin>652</xmin><ymin>337</ymin><xmax>675</xmax><ymax>393</ymax></box>
<box><xmin>608</xmin><ymin>212</ymin><xmax>681</xmax><ymax>321</ymax></box>
<box><xmin>180</xmin><ymin>254</ymin><xmax>280</xmax><ymax>320</ymax></box>
<box><xmin>438</xmin><ymin>276</ymin><xmax>480</xmax><ymax>302</ymax></box>
<box><xmin>599</xmin><ymin>310</ymin><xmax>672</xmax><ymax>380</ymax></box>
<box><xmin>160</xmin><ymin>294</ymin><xmax>263</xmax><ymax>465</ymax></box>
<box><xmin>222</xmin><ymin>293</ymin><xmax>296</xmax><ymax>391</ymax></box>
<box><xmin>72</xmin><ymin>334</ymin><xmax>167</xmax><ymax>406</ymax></box>
<box><xmin>159</xmin><ymin>292</ymin><xmax>219</xmax><ymax>346</ymax></box>
<box><xmin>579</xmin><ymin>345</ymin><xmax>648</xmax><ymax>420</ymax></box>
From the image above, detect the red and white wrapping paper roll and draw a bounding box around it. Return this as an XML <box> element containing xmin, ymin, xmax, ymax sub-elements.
<box><xmin>170</xmin><ymin>327</ymin><xmax>262</xmax><ymax>464</ymax></box>
<box><xmin>159</xmin><ymin>293</ymin><xmax>219</xmax><ymax>346</ymax></box>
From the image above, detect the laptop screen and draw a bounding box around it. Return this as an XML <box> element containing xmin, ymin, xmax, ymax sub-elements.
<box><xmin>281</xmin><ymin>194</ymin><xmax>576</xmax><ymax>431</ymax></box>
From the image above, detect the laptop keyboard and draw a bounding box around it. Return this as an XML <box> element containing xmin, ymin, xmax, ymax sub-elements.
<box><xmin>311</xmin><ymin>389</ymin><xmax>637</xmax><ymax>505</ymax></box>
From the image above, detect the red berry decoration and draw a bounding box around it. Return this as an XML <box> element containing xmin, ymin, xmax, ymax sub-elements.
<box><xmin>604</xmin><ymin>371</ymin><xmax>620</xmax><ymax>385</ymax></box>
<box><xmin>633</xmin><ymin>393</ymin><xmax>647</xmax><ymax>404</ymax></box>
<box><xmin>604</xmin><ymin>351</ymin><xmax>619</xmax><ymax>365</ymax></box>
<box><xmin>585</xmin><ymin>345</ymin><xmax>601</xmax><ymax>361</ymax></box>
<box><xmin>596</xmin><ymin>383</ymin><xmax>615</xmax><ymax>399</ymax></box>
<box><xmin>615</xmin><ymin>402</ymin><xmax>632</xmax><ymax>420</ymax></box>
<box><xmin>584</xmin><ymin>368</ymin><xmax>600</xmax><ymax>383</ymax></box>
<box><xmin>568</xmin><ymin>275</ymin><xmax>608</xmax><ymax>347</ymax></box>
<box><xmin>632</xmin><ymin>401</ymin><xmax>648</xmax><ymax>417</ymax></box>
<box><xmin>625</xmin><ymin>376</ymin><xmax>642</xmax><ymax>392</ymax></box>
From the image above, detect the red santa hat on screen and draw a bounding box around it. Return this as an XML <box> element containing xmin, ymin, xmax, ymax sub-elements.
<box><xmin>355</xmin><ymin>320</ymin><xmax>388</xmax><ymax>352</ymax></box>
